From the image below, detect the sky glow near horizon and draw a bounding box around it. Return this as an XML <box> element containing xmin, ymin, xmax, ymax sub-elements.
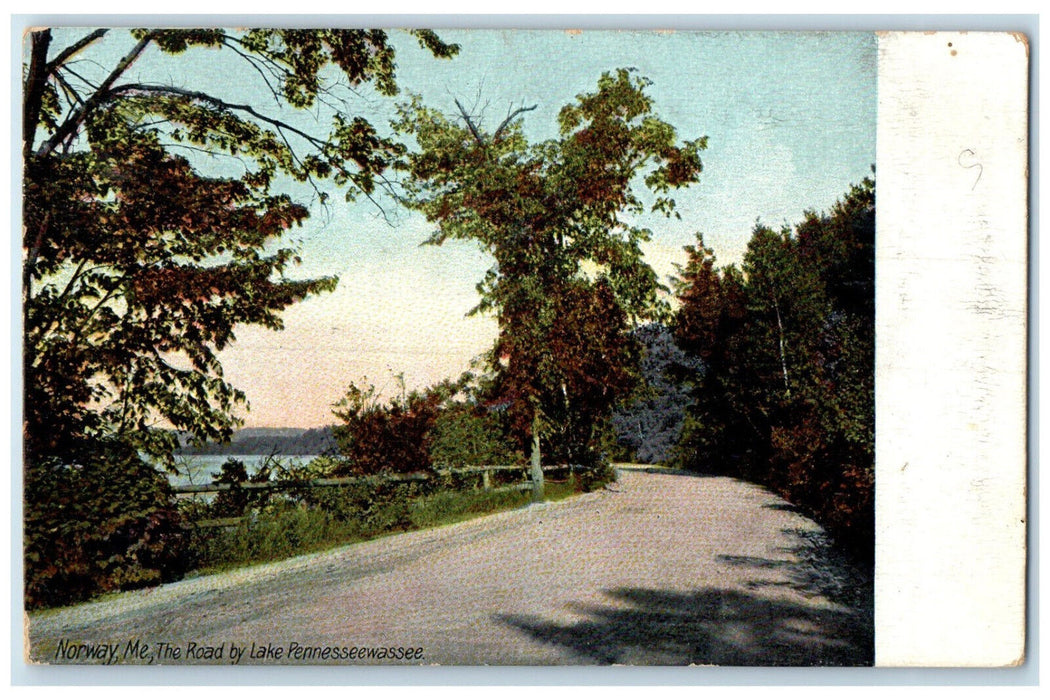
<box><xmin>44</xmin><ymin>29</ymin><xmax>877</xmax><ymax>429</ymax></box>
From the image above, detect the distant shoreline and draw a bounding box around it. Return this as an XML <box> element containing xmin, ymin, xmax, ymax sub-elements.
<box><xmin>176</xmin><ymin>426</ymin><xmax>338</xmax><ymax>457</ymax></box>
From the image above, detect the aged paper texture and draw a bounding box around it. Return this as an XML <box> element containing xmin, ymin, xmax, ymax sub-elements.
<box><xmin>875</xmin><ymin>31</ymin><xmax>1028</xmax><ymax>667</ymax></box>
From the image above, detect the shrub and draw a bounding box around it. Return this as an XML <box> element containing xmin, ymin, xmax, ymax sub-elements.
<box><xmin>210</xmin><ymin>457</ymin><xmax>275</xmax><ymax>517</ymax></box>
<box><xmin>331</xmin><ymin>380</ymin><xmax>447</xmax><ymax>476</ymax></box>
<box><xmin>24</xmin><ymin>440</ymin><xmax>188</xmax><ymax>609</ymax></box>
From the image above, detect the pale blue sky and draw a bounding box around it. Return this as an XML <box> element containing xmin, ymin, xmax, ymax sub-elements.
<box><xmin>41</xmin><ymin>29</ymin><xmax>876</xmax><ymax>427</ymax></box>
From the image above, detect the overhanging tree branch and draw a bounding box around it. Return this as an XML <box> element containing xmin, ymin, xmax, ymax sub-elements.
<box><xmin>108</xmin><ymin>83</ymin><xmax>333</xmax><ymax>152</ymax></box>
<box><xmin>36</xmin><ymin>31</ymin><xmax>157</xmax><ymax>158</ymax></box>
<box><xmin>219</xmin><ymin>38</ymin><xmax>286</xmax><ymax>107</ymax></box>
<box><xmin>52</xmin><ymin>70</ymin><xmax>86</xmax><ymax>110</ymax></box>
<box><xmin>44</xmin><ymin>28</ymin><xmax>108</xmax><ymax>77</ymax></box>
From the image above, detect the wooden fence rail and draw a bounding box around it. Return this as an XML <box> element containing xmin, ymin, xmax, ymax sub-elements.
<box><xmin>172</xmin><ymin>471</ymin><xmax>431</xmax><ymax>495</ymax></box>
<box><xmin>176</xmin><ymin>464</ymin><xmax>597</xmax><ymax>529</ymax></box>
<box><xmin>172</xmin><ymin>463</ymin><xmax>591</xmax><ymax>496</ymax></box>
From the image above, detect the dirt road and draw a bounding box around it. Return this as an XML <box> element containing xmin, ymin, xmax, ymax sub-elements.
<box><xmin>26</xmin><ymin>468</ymin><xmax>873</xmax><ymax>666</ymax></box>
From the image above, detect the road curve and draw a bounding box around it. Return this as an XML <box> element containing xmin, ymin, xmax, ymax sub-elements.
<box><xmin>27</xmin><ymin>467</ymin><xmax>873</xmax><ymax>666</ymax></box>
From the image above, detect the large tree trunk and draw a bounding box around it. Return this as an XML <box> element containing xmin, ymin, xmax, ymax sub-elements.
<box><xmin>23</xmin><ymin>30</ymin><xmax>52</xmax><ymax>162</ymax></box>
<box><xmin>530</xmin><ymin>407</ymin><xmax>544</xmax><ymax>502</ymax></box>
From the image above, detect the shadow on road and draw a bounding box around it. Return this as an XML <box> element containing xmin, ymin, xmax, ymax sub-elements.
<box><xmin>499</xmin><ymin>586</ymin><xmax>871</xmax><ymax>666</ymax></box>
<box><xmin>498</xmin><ymin>528</ymin><xmax>873</xmax><ymax>666</ymax></box>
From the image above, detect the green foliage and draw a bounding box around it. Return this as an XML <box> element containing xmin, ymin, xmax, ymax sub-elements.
<box><xmin>184</xmin><ymin>502</ymin><xmax>361</xmax><ymax>572</ymax></box>
<box><xmin>429</xmin><ymin>402</ymin><xmax>522</xmax><ymax>468</ymax></box>
<box><xmin>408</xmin><ymin>478</ymin><xmax>582</xmax><ymax>530</ymax></box>
<box><xmin>23</xmin><ymin>27</ymin><xmax>457</xmax><ymax>607</ymax></box>
<box><xmin>394</xmin><ymin>68</ymin><xmax>705</xmax><ymax>466</ymax></box>
<box><xmin>180</xmin><ymin>455</ymin><xmax>424</xmax><ymax>571</ymax></box>
<box><xmin>673</xmin><ymin>176</ymin><xmax>875</xmax><ymax>560</ymax></box>
<box><xmin>24</xmin><ymin>441</ymin><xmax>187</xmax><ymax>609</ymax></box>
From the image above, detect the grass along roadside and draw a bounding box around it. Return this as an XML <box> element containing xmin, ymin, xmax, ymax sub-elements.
<box><xmin>182</xmin><ymin>478</ymin><xmax>585</xmax><ymax>579</ymax></box>
<box><xmin>29</xmin><ymin>480</ymin><xmax>588</xmax><ymax>621</ymax></box>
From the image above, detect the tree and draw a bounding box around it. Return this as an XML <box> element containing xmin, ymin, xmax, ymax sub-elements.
<box><xmin>394</xmin><ymin>68</ymin><xmax>705</xmax><ymax>497</ymax></box>
<box><xmin>672</xmin><ymin>177</ymin><xmax>875</xmax><ymax>560</ymax></box>
<box><xmin>671</xmin><ymin>237</ymin><xmax>753</xmax><ymax>472</ymax></box>
<box><xmin>23</xmin><ymin>28</ymin><xmax>457</xmax><ymax>464</ymax></box>
<box><xmin>673</xmin><ymin>234</ymin><xmax>729</xmax><ymax>361</ymax></box>
<box><xmin>491</xmin><ymin>277</ymin><xmax>642</xmax><ymax>467</ymax></box>
<box><xmin>610</xmin><ymin>323</ymin><xmax>703</xmax><ymax>464</ymax></box>
<box><xmin>22</xmin><ymin>27</ymin><xmax>457</xmax><ymax>606</ymax></box>
<box><xmin>741</xmin><ymin>223</ymin><xmax>827</xmax><ymax>400</ymax></box>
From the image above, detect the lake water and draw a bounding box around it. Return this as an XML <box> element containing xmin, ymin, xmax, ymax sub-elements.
<box><xmin>168</xmin><ymin>455</ymin><xmax>322</xmax><ymax>487</ymax></box>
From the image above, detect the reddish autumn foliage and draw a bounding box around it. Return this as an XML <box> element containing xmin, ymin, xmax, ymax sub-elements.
<box><xmin>331</xmin><ymin>380</ymin><xmax>450</xmax><ymax>477</ymax></box>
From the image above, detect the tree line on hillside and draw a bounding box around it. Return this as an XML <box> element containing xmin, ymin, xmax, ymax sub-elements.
<box><xmin>176</xmin><ymin>426</ymin><xmax>338</xmax><ymax>456</ymax></box>
<box><xmin>610</xmin><ymin>324</ymin><xmax>701</xmax><ymax>464</ymax></box>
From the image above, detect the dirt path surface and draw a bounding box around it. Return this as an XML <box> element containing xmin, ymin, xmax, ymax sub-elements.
<box><xmin>27</xmin><ymin>468</ymin><xmax>873</xmax><ymax>666</ymax></box>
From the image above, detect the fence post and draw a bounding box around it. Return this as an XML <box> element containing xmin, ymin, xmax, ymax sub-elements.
<box><xmin>482</xmin><ymin>470</ymin><xmax>491</xmax><ymax>491</ymax></box>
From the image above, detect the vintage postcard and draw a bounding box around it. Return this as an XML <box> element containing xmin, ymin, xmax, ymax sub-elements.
<box><xmin>17</xmin><ymin>26</ymin><xmax>1027</xmax><ymax>670</ymax></box>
